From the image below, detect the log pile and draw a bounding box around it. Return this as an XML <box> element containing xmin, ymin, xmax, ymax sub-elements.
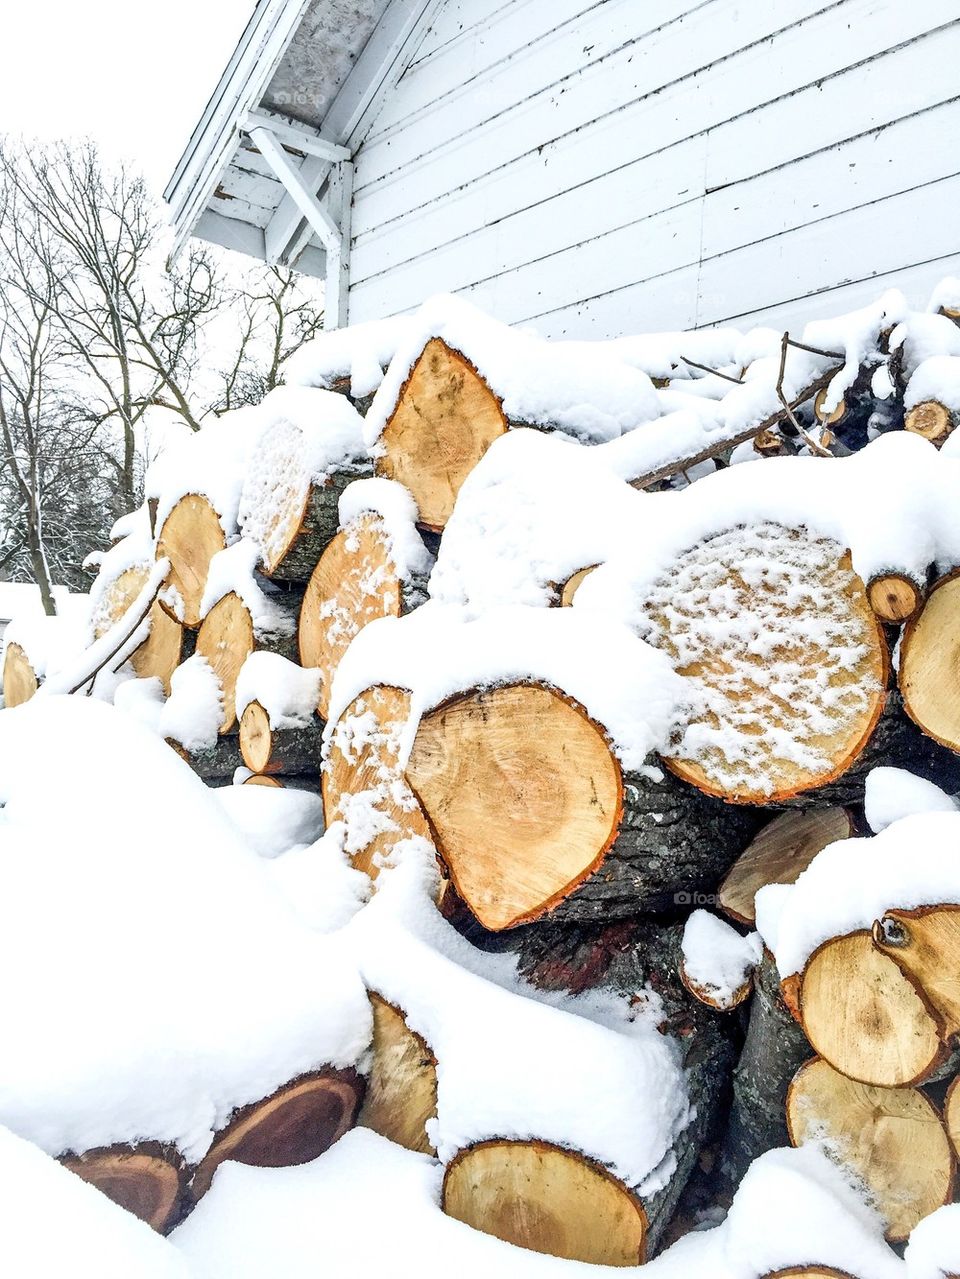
<box><xmin>7</xmin><ymin>284</ymin><xmax>960</xmax><ymax>1273</ymax></box>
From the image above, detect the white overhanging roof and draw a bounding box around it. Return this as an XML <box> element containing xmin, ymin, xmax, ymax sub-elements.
<box><xmin>164</xmin><ymin>0</ymin><xmax>443</xmax><ymax>325</ymax></box>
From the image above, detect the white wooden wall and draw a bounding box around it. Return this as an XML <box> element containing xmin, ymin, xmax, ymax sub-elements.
<box><xmin>346</xmin><ymin>0</ymin><xmax>960</xmax><ymax>337</ymax></box>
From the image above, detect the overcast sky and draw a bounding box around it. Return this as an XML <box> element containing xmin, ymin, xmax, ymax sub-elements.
<box><xmin>0</xmin><ymin>1</ymin><xmax>254</xmax><ymax>196</ymax></box>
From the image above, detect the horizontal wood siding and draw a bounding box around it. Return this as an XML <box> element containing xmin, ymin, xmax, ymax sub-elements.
<box><xmin>347</xmin><ymin>0</ymin><xmax>960</xmax><ymax>335</ymax></box>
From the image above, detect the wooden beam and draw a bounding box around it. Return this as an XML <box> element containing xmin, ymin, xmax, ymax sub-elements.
<box><xmin>241</xmin><ymin>110</ymin><xmax>350</xmax><ymax>162</ymax></box>
<box><xmin>249</xmin><ymin>126</ymin><xmax>341</xmax><ymax>255</ymax></box>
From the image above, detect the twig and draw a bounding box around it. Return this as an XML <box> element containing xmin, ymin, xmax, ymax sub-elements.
<box><xmin>776</xmin><ymin>332</ymin><xmax>833</xmax><ymax>458</ymax></box>
<box><xmin>680</xmin><ymin>356</ymin><xmax>743</xmax><ymax>385</ymax></box>
<box><xmin>783</xmin><ymin>337</ymin><xmax>845</xmax><ymax>361</ymax></box>
<box><xmin>66</xmin><ymin>579</ymin><xmax>163</xmax><ymax>695</ymax></box>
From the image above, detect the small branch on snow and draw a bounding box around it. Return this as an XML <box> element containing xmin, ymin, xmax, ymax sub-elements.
<box><xmin>680</xmin><ymin>356</ymin><xmax>744</xmax><ymax>385</ymax></box>
<box><xmin>776</xmin><ymin>332</ymin><xmax>833</xmax><ymax>459</ymax></box>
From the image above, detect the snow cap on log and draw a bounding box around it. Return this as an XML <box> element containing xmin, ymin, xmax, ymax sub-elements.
<box><xmin>345</xmin><ymin>845</ymin><xmax>689</xmax><ymax>1198</ymax></box>
<box><xmin>284</xmin><ymin>315</ymin><xmax>414</xmax><ymax>401</ymax></box>
<box><xmin>327</xmin><ymin>601</ymin><xmax>687</xmax><ymax>775</ymax></box>
<box><xmin>680</xmin><ymin>911</ymin><xmax>762</xmax><ymax>1011</ymax></box>
<box><xmin>364</xmin><ymin>293</ymin><xmax>661</xmax><ymax>452</ymax></box>
<box><xmin>864</xmin><ymin>767</ymin><xmax>957</xmax><ymax>833</ymax></box>
<box><xmin>199</xmin><ymin>540</ymin><xmax>296</xmax><ymax>645</ymax></box>
<box><xmin>0</xmin><ymin>1126</ymin><xmax>190</xmax><ymax>1278</ymax></box>
<box><xmin>890</xmin><ymin>311</ymin><xmax>960</xmax><ymax>384</ymax></box>
<box><xmin>905</xmin><ymin>1204</ymin><xmax>960</xmax><ymax>1279</ymax></box>
<box><xmin>429</xmin><ymin>429</ymin><xmax>645</xmax><ymax>610</ymax></box>
<box><xmin>337</xmin><ymin>477</ymin><xmax>434</xmax><ymax>583</ymax></box>
<box><xmin>759</xmin><ymin>810</ymin><xmax>960</xmax><ymax>981</ymax></box>
<box><xmin>905</xmin><ymin>355</ymin><xmax>960</xmax><ymax>445</ymax></box>
<box><xmin>0</xmin><ymin>695</ymin><xmax>371</xmax><ymax>1164</ymax></box>
<box><xmin>235</xmin><ymin>651</ymin><xmax>322</xmax><ymax>729</ymax></box>
<box><xmin>158</xmin><ymin>654</ymin><xmax>224</xmax><ymax>753</ymax></box>
<box><xmin>237</xmin><ymin>385</ymin><xmax>369</xmax><ymax>577</ymax></box>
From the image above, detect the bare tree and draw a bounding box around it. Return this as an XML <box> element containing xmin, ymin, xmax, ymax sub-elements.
<box><xmin>0</xmin><ymin>137</ymin><xmax>326</xmax><ymax>609</ymax></box>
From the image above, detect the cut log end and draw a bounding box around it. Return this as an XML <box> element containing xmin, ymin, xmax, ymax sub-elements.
<box><xmin>718</xmin><ymin>808</ymin><xmax>854</xmax><ymax>927</ymax></box>
<box><xmin>60</xmin><ymin>1145</ymin><xmax>185</xmax><ymax>1233</ymax></box>
<box><xmin>376</xmin><ymin>337</ymin><xmax>508</xmax><ymax>531</ymax></box>
<box><xmin>867</xmin><ymin>573</ymin><xmax>924</xmax><ymax>624</ymax></box>
<box><xmin>406</xmin><ymin>684</ymin><xmax>622</xmax><ymax>931</ymax></box>
<box><xmin>243</xmin><ymin>773</ymin><xmax>284</xmax><ymax>787</ymax></box>
<box><xmin>358</xmin><ymin>994</ymin><xmax>437</xmax><ymax>1156</ymax></box>
<box><xmin>94</xmin><ymin>564</ymin><xmax>183</xmax><ymax>692</ymax></box>
<box><xmin>873</xmin><ymin>905</ymin><xmax>960</xmax><ymax>1041</ymax></box>
<box><xmin>813</xmin><ymin>388</ymin><xmax>846</xmax><ymax>426</ymax></box>
<box><xmin>322</xmin><ymin>685</ymin><xmax>433</xmax><ymax>882</ymax></box>
<box><xmin>680</xmin><ymin>963</ymin><xmax>753</xmax><ymax>1012</ymax></box>
<box><xmin>2</xmin><ymin>640</ymin><xmax>39</xmax><ymax>707</ymax></box>
<box><xmin>644</xmin><ymin>526</ymin><xmax>888</xmax><ymax>805</ymax></box>
<box><xmin>786</xmin><ymin>1057</ymin><xmax>954</xmax><ymax>1242</ymax></box>
<box><xmin>239</xmin><ymin>700</ymin><xmax>273</xmax><ymax>774</ymax></box>
<box><xmin>196</xmin><ymin>592</ymin><xmax>255</xmax><ymax>734</ymax></box>
<box><xmin>299</xmin><ymin>514</ymin><xmax>403</xmax><ymax>721</ymax></box>
<box><xmin>558</xmin><ymin>565</ymin><xmax>598</xmax><ymax>607</ymax></box>
<box><xmin>900</xmin><ymin>573</ymin><xmax>960</xmax><ymax>752</ymax></box>
<box><xmin>798</xmin><ymin>931</ymin><xmax>944</xmax><ymax>1087</ymax></box>
<box><xmin>156</xmin><ymin>494</ymin><xmax>226</xmax><ymax>629</ymax></box>
<box><xmin>442</xmin><ymin>1140</ymin><xmax>647</xmax><ymax>1267</ymax></box>
<box><xmin>905</xmin><ymin>401</ymin><xmax>956</xmax><ymax>446</ymax></box>
<box><xmin>191</xmin><ymin>1069</ymin><xmax>364</xmax><ymax>1201</ymax></box>
<box><xmin>946</xmin><ymin>1074</ymin><xmax>960</xmax><ymax>1160</ymax></box>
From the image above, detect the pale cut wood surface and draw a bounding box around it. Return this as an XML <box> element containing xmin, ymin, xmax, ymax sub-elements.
<box><xmin>196</xmin><ymin>591</ymin><xmax>255</xmax><ymax>734</ymax></box>
<box><xmin>559</xmin><ymin>565</ymin><xmax>597</xmax><ymax>607</ymax></box>
<box><xmin>406</xmin><ymin>684</ymin><xmax>622</xmax><ymax>930</ymax></box>
<box><xmin>239</xmin><ymin>699</ymin><xmax>273</xmax><ymax>773</ymax></box>
<box><xmin>61</xmin><ymin>1146</ymin><xmax>184</xmax><ymax>1233</ymax></box>
<box><xmin>905</xmin><ymin>400</ymin><xmax>955</xmax><ymax>445</ymax></box>
<box><xmin>900</xmin><ymin>573</ymin><xmax>960</xmax><ymax>752</ymax></box>
<box><xmin>94</xmin><ymin>564</ymin><xmax>183</xmax><ymax>692</ymax></box>
<box><xmin>786</xmin><ymin>1056</ymin><xmax>954</xmax><ymax>1241</ymax></box>
<box><xmin>358</xmin><ymin>994</ymin><xmax>437</xmax><ymax>1155</ymax></box>
<box><xmin>156</xmin><ymin>494</ymin><xmax>226</xmax><ymax>629</ymax></box>
<box><xmin>799</xmin><ymin>931</ymin><xmax>944</xmax><ymax>1087</ymax></box>
<box><xmin>644</xmin><ymin>528</ymin><xmax>887</xmax><ymax>804</ymax></box>
<box><xmin>243</xmin><ymin>773</ymin><xmax>284</xmax><ymax>787</ymax></box>
<box><xmin>946</xmin><ymin>1074</ymin><xmax>960</xmax><ymax>1160</ymax></box>
<box><xmin>874</xmin><ymin>905</ymin><xmax>960</xmax><ymax>1040</ymax></box>
<box><xmin>2</xmin><ymin>641</ymin><xmax>39</xmax><ymax>707</ymax></box>
<box><xmin>718</xmin><ymin>809</ymin><xmax>854</xmax><ymax>926</ymax></box>
<box><xmin>376</xmin><ymin>338</ymin><xmax>507</xmax><ymax>531</ymax></box>
<box><xmin>866</xmin><ymin>573</ymin><xmax>924</xmax><ymax>624</ymax></box>
<box><xmin>191</xmin><ymin>1070</ymin><xmax>363</xmax><ymax>1201</ymax></box>
<box><xmin>299</xmin><ymin>515</ymin><xmax>402</xmax><ymax>720</ymax></box>
<box><xmin>322</xmin><ymin>685</ymin><xmax>433</xmax><ymax>880</ymax></box>
<box><xmin>442</xmin><ymin>1140</ymin><xmax>647</xmax><ymax>1266</ymax></box>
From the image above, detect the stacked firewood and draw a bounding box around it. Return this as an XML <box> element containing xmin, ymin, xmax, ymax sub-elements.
<box><xmin>6</xmin><ymin>286</ymin><xmax>960</xmax><ymax>1273</ymax></box>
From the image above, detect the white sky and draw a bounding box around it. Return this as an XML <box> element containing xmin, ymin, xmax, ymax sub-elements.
<box><xmin>0</xmin><ymin>1</ymin><xmax>255</xmax><ymax>196</ymax></box>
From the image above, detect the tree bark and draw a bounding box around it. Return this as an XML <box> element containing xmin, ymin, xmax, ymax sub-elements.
<box><xmin>266</xmin><ymin>460</ymin><xmax>374</xmax><ymax>583</ymax></box>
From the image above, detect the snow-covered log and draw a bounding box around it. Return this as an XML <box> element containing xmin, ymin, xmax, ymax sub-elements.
<box><xmin>299</xmin><ymin>482</ymin><xmax>432</xmax><ymax>720</ymax></box>
<box><xmin>237</xmin><ymin>388</ymin><xmax>371</xmax><ymax>582</ymax></box>
<box><xmin>238</xmin><ymin>702</ymin><xmax>323</xmax><ymax>777</ymax></box>
<box><xmin>357</xmin><ymin>994</ymin><xmax>437</xmax><ymax>1157</ymax></box>
<box><xmin>364</xmin><ymin>296</ymin><xmax>659</xmax><ymax>531</ymax></box>
<box><xmin>322</xmin><ymin>685</ymin><xmax>433</xmax><ymax>883</ymax></box>
<box><xmin>89</xmin><ymin>551</ymin><xmax>184</xmax><ymax>693</ymax></box>
<box><xmin>190</xmin><ymin>1067</ymin><xmax>365</xmax><ymax>1201</ymax></box>
<box><xmin>638</xmin><ymin>522</ymin><xmax>889</xmax><ymax>805</ymax></box>
<box><xmin>235</xmin><ymin>653</ymin><xmax>324</xmax><ymax>778</ymax></box>
<box><xmin>155</xmin><ymin>494</ymin><xmax>227</xmax><ymax>629</ymax></box>
<box><xmin>60</xmin><ymin>1143</ymin><xmax>186</xmax><ymax>1233</ymax></box>
<box><xmin>786</xmin><ymin>1056</ymin><xmax>954</xmax><ymax>1242</ymax></box>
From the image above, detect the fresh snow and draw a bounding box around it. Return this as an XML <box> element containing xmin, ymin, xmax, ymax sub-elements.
<box><xmin>235</xmin><ymin>650</ymin><xmax>322</xmax><ymax>726</ymax></box>
<box><xmin>237</xmin><ymin>386</ymin><xmax>368</xmax><ymax>570</ymax></box>
<box><xmin>905</xmin><ymin>355</ymin><xmax>960</xmax><ymax>412</ymax></box>
<box><xmin>213</xmin><ymin>784</ymin><xmax>325</xmax><ymax>860</ymax></box>
<box><xmin>283</xmin><ymin>315</ymin><xmax>414</xmax><ymax>399</ymax></box>
<box><xmin>364</xmin><ymin>293</ymin><xmax>661</xmax><ymax>448</ymax></box>
<box><xmin>757</xmin><ymin>811</ymin><xmax>960</xmax><ymax>978</ymax></box>
<box><xmin>326</xmin><ymin>601</ymin><xmax>689</xmax><ymax>775</ymax></box>
<box><xmin>158</xmin><ymin>654</ymin><xmax>224</xmax><ymax>752</ymax></box>
<box><xmin>1</xmin><ymin>1125</ymin><xmax>192</xmax><ymax>1279</ymax></box>
<box><xmin>199</xmin><ymin>538</ymin><xmax>296</xmax><ymax>641</ymax></box>
<box><xmin>864</xmin><ymin>767</ymin><xmax>957</xmax><ymax>833</ymax></box>
<box><xmin>904</xmin><ymin>1204</ymin><xmax>960</xmax><ymax>1279</ymax></box>
<box><xmin>681</xmin><ymin>912</ymin><xmax>762</xmax><ymax>1008</ymax></box>
<box><xmin>0</xmin><ymin>695</ymin><xmax>370</xmax><ymax>1162</ymax></box>
<box><xmin>338</xmin><ymin>476</ymin><xmax>434</xmax><ymax>580</ymax></box>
